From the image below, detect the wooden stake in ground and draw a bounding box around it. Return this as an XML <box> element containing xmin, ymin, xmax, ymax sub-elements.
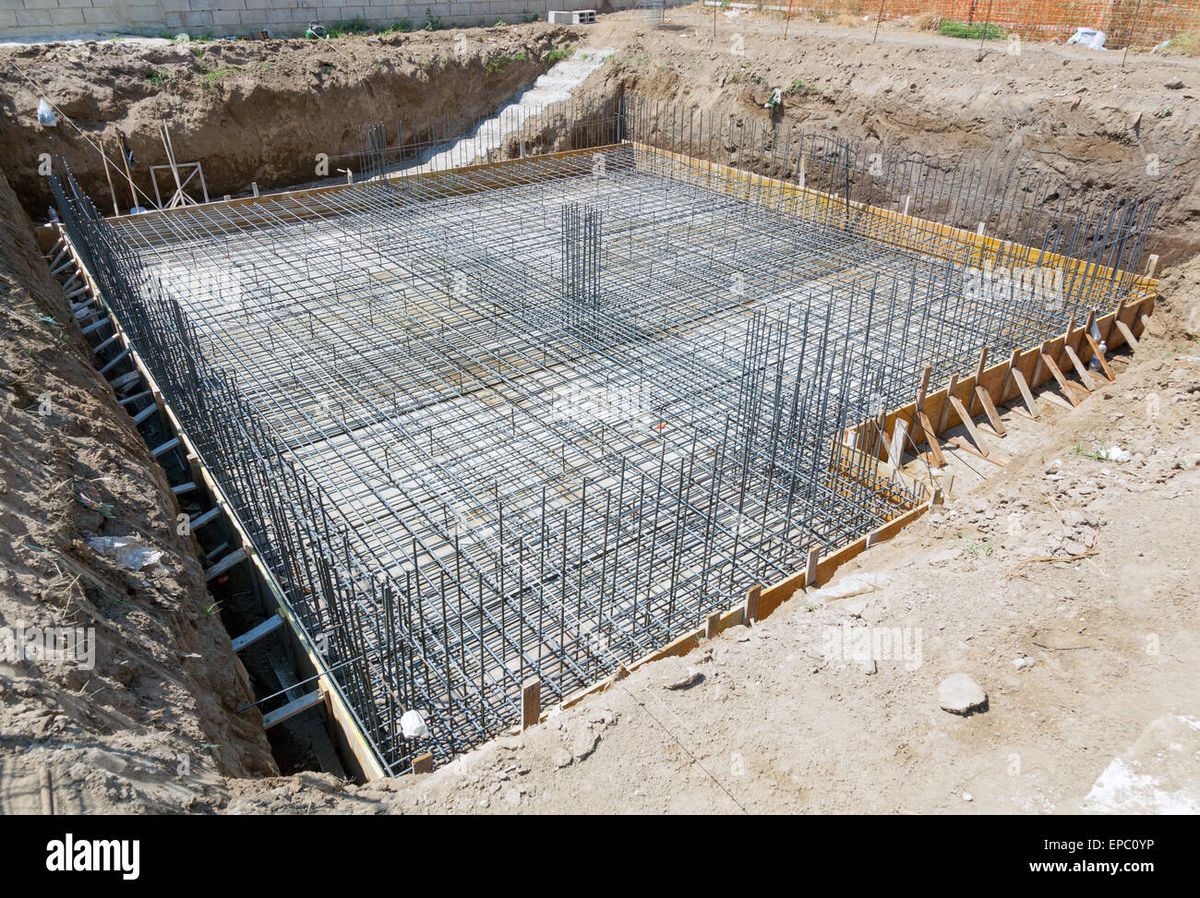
<box><xmin>521</xmin><ymin>677</ymin><xmax>540</xmax><ymax>731</ymax></box>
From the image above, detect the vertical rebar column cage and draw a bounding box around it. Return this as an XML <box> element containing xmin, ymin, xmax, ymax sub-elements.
<box><xmin>561</xmin><ymin>202</ymin><xmax>603</xmax><ymax>332</ymax></box>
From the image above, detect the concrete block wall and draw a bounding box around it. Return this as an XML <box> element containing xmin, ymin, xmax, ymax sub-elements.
<box><xmin>0</xmin><ymin>0</ymin><xmax>631</xmax><ymax>41</ymax></box>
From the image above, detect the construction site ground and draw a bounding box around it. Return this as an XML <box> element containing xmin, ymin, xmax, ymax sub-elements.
<box><xmin>0</xmin><ymin>7</ymin><xmax>1197</xmax><ymax>813</ymax></box>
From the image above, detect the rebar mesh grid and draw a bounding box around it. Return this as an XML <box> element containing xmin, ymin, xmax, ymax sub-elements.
<box><xmin>51</xmin><ymin>96</ymin><xmax>1155</xmax><ymax>774</ymax></box>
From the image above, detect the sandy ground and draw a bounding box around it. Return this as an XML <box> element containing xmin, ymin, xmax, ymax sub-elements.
<box><xmin>0</xmin><ymin>10</ymin><xmax>1197</xmax><ymax>814</ymax></box>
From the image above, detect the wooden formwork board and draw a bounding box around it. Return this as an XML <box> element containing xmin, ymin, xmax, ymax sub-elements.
<box><xmin>855</xmin><ymin>297</ymin><xmax>1155</xmax><ymax>462</ymax></box>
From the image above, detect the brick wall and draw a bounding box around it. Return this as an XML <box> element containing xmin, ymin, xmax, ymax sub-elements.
<box><xmin>0</xmin><ymin>0</ymin><xmax>629</xmax><ymax>41</ymax></box>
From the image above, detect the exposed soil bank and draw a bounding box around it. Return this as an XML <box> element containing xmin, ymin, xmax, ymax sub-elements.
<box><xmin>579</xmin><ymin>8</ymin><xmax>1200</xmax><ymax>265</ymax></box>
<box><xmin>0</xmin><ymin>24</ymin><xmax>579</xmax><ymax>219</ymax></box>
<box><xmin>0</xmin><ymin>169</ymin><xmax>276</xmax><ymax>813</ymax></box>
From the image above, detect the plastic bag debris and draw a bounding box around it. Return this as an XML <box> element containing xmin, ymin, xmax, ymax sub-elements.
<box><xmin>86</xmin><ymin>535</ymin><xmax>164</xmax><ymax>570</ymax></box>
<box><xmin>1099</xmin><ymin>445</ymin><xmax>1131</xmax><ymax>463</ymax></box>
<box><xmin>37</xmin><ymin>98</ymin><xmax>57</xmax><ymax>127</ymax></box>
<box><xmin>1067</xmin><ymin>28</ymin><xmax>1107</xmax><ymax>50</ymax></box>
<box><xmin>400</xmin><ymin>709</ymin><xmax>429</xmax><ymax>739</ymax></box>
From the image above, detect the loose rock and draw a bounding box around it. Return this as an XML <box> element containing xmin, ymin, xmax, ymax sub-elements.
<box><xmin>664</xmin><ymin>668</ymin><xmax>704</xmax><ymax>690</ymax></box>
<box><xmin>938</xmin><ymin>673</ymin><xmax>988</xmax><ymax>715</ymax></box>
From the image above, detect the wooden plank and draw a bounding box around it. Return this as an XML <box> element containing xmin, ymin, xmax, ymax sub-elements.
<box><xmin>705</xmin><ymin>610</ymin><xmax>722</xmax><ymax>640</ymax></box>
<box><xmin>743</xmin><ymin>584</ymin><xmax>762</xmax><ymax>624</ymax></box>
<box><xmin>1063</xmin><ymin>344</ymin><xmax>1099</xmax><ymax>391</ymax></box>
<box><xmin>131</xmin><ymin>403</ymin><xmax>158</xmax><ymax>425</ymax></box>
<box><xmin>806</xmin><ymin>546</ymin><xmax>821</xmax><ymax>588</ymax></box>
<box><xmin>521</xmin><ymin>678</ymin><xmax>541</xmax><ymax>731</ymax></box>
<box><xmin>1040</xmin><ymin>352</ymin><xmax>1081</xmax><ymax>406</ymax></box>
<box><xmin>204</xmin><ymin>546</ymin><xmax>247</xmax><ymax>581</ymax></box>
<box><xmin>948</xmin><ymin>436</ymin><xmax>1010</xmax><ymax>467</ymax></box>
<box><xmin>151</xmin><ymin>436</ymin><xmax>181</xmax><ymax>458</ymax></box>
<box><xmin>886</xmin><ymin>418</ymin><xmax>907</xmax><ymax>470</ymax></box>
<box><xmin>188</xmin><ymin>506</ymin><xmax>222</xmax><ymax>530</ymax></box>
<box><xmin>1114</xmin><ymin>319</ymin><xmax>1139</xmax><ymax>351</ymax></box>
<box><xmin>1030</xmin><ymin>340</ymin><xmax>1047</xmax><ymax>388</ymax></box>
<box><xmin>948</xmin><ymin>395</ymin><xmax>989</xmax><ymax>456</ymax></box>
<box><xmin>1009</xmin><ymin>367</ymin><xmax>1040</xmax><ymax>419</ymax></box>
<box><xmin>231</xmin><ymin>614</ymin><xmax>284</xmax><ymax>653</ymax></box>
<box><xmin>917</xmin><ymin>410</ymin><xmax>947</xmax><ymax>467</ymax></box>
<box><xmin>412</xmin><ymin>752</ymin><xmax>434</xmax><ymax>775</ymax></box>
<box><xmin>1104</xmin><ymin>298</ymin><xmax>1126</xmax><ymax>347</ymax></box>
<box><xmin>1042</xmin><ymin>388</ymin><xmax>1078</xmax><ymax>412</ymax></box>
<box><xmin>967</xmin><ymin>346</ymin><xmax>989</xmax><ymax>415</ymax></box>
<box><xmin>1085</xmin><ymin>333</ymin><xmax>1116</xmax><ymax>381</ymax></box>
<box><xmin>936</xmin><ymin>372</ymin><xmax>960</xmax><ymax>433</ymax></box>
<box><xmin>974</xmin><ymin>386</ymin><xmax>1006</xmax><ymax>436</ymax></box>
<box><xmin>261</xmin><ymin>690</ymin><xmax>325</xmax><ymax>729</ymax></box>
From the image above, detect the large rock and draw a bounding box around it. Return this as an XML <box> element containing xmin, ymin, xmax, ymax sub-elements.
<box><xmin>938</xmin><ymin>674</ymin><xmax>988</xmax><ymax>715</ymax></box>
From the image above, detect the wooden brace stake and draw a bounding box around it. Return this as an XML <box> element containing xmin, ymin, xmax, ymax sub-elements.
<box><xmin>521</xmin><ymin>678</ymin><xmax>541</xmax><ymax>731</ymax></box>
<box><xmin>948</xmin><ymin>395</ymin><xmax>988</xmax><ymax>457</ymax></box>
<box><xmin>1040</xmin><ymin>351</ymin><xmax>1080</xmax><ymax>407</ymax></box>
<box><xmin>743</xmin><ymin>584</ymin><xmax>762</xmax><ymax>625</ymax></box>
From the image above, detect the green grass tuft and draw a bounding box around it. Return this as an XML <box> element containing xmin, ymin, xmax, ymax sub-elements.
<box><xmin>786</xmin><ymin>77</ymin><xmax>821</xmax><ymax>96</ymax></box>
<box><xmin>937</xmin><ymin>19</ymin><xmax>1005</xmax><ymax>40</ymax></box>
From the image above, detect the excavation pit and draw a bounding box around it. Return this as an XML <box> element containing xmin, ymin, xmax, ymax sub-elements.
<box><xmin>51</xmin><ymin>100</ymin><xmax>1157</xmax><ymax>775</ymax></box>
